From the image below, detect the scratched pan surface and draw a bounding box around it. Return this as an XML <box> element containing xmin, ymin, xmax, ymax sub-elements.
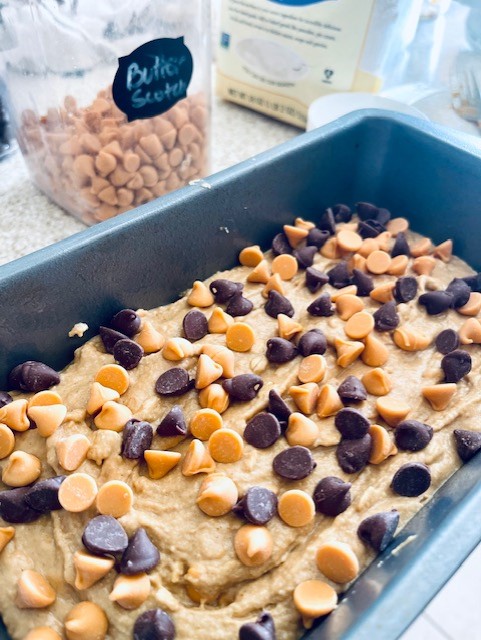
<box><xmin>1</xmin><ymin>111</ymin><xmax>481</xmax><ymax>640</ymax></box>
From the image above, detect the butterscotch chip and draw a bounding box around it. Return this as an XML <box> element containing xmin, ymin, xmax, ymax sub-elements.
<box><xmin>369</xmin><ymin>424</ymin><xmax>397</xmax><ymax>464</ymax></box>
<box><xmin>362</xmin><ymin>333</ymin><xmax>389</xmax><ymax>367</ymax></box>
<box><xmin>459</xmin><ymin>318</ymin><xmax>481</xmax><ymax>344</ymax></box>
<box><xmin>2</xmin><ymin>451</ymin><xmax>41</xmax><ymax>487</ymax></box>
<box><xmin>202</xmin><ymin>345</ymin><xmax>235</xmax><ymax>378</ymax></box>
<box><xmin>16</xmin><ymin>570</ymin><xmax>56</xmax><ymax>609</ymax></box>
<box><xmin>239</xmin><ymin>245</ymin><xmax>264</xmax><ymax>267</ymax></box>
<box><xmin>331</xmin><ymin>285</ymin><xmax>358</xmax><ymax>302</ymax></box>
<box><xmin>345</xmin><ymin>310</ymin><xmax>374</xmax><ymax>340</ymax></box>
<box><xmin>289</xmin><ymin>383</ymin><xmax>320</xmax><ymax>415</ymax></box>
<box><xmin>0</xmin><ymin>424</ymin><xmax>15</xmax><ymax>460</ymax></box>
<box><xmin>337</xmin><ymin>229</ymin><xmax>363</xmax><ymax>253</ymax></box>
<box><xmin>298</xmin><ymin>354</ymin><xmax>326</xmax><ymax>384</ymax></box>
<box><xmin>284</xmin><ymin>224</ymin><xmax>308</xmax><ymax>248</ymax></box>
<box><xmin>208</xmin><ymin>428</ymin><xmax>244</xmax><ymax>463</ymax></box>
<box><xmin>198</xmin><ymin>383</ymin><xmax>230</xmax><ymax>414</ymax></box>
<box><xmin>56</xmin><ymin>434</ymin><xmax>91</xmax><ymax>471</ymax></box>
<box><xmin>247</xmin><ymin>259</ymin><xmax>271</xmax><ymax>284</ymax></box>
<box><xmin>187</xmin><ymin>281</ymin><xmax>214</xmax><ymax>307</ymax></box>
<box><xmin>94</xmin><ymin>401</ymin><xmax>132</xmax><ymax>432</ymax></box>
<box><xmin>349</xmin><ymin>253</ymin><xmax>367</xmax><ymax>272</ymax></box>
<box><xmin>411</xmin><ymin>237</ymin><xmax>433</xmax><ymax>257</ymax></box>
<box><xmin>278</xmin><ymin>490</ymin><xmax>315</xmax><ymax>527</ymax></box>
<box><xmin>226</xmin><ymin>323</ymin><xmax>256</xmax><ymax>352</ymax></box>
<box><xmin>336</xmin><ymin>294</ymin><xmax>364</xmax><ymax>321</ymax></box>
<box><xmin>234</xmin><ymin>525</ymin><xmax>273</xmax><ymax>567</ymax></box>
<box><xmin>295</xmin><ymin>217</ymin><xmax>315</xmax><ymax>230</ymax></box>
<box><xmin>262</xmin><ymin>273</ymin><xmax>285</xmax><ymax>298</ymax></box>
<box><xmin>0</xmin><ymin>399</ymin><xmax>30</xmax><ymax>432</ymax></box>
<box><xmin>358</xmin><ymin>238</ymin><xmax>379</xmax><ymax>257</ymax></box>
<box><xmin>182</xmin><ymin>439</ymin><xmax>216</xmax><ymax>476</ymax></box>
<box><xmin>370</xmin><ymin>282</ymin><xmax>395</xmax><ymax>303</ymax></box>
<box><xmin>316</xmin><ymin>541</ymin><xmax>359</xmax><ymax>583</ymax></box>
<box><xmin>334</xmin><ymin>337</ymin><xmax>364</xmax><ymax>368</ymax></box>
<box><xmin>387</xmin><ymin>254</ymin><xmax>409</xmax><ymax>276</ymax></box>
<box><xmin>196</xmin><ymin>473</ymin><xmax>238</xmax><ymax>516</ymax></box>
<box><xmin>0</xmin><ymin>526</ymin><xmax>15</xmax><ymax>554</ymax></box>
<box><xmin>376</xmin><ymin>396</ymin><xmax>410</xmax><ymax>426</ymax></box>
<box><xmin>58</xmin><ymin>473</ymin><xmax>98</xmax><ymax>512</ymax></box>
<box><xmin>278</xmin><ymin>314</ymin><xmax>303</xmax><ymax>340</ymax></box>
<box><xmin>74</xmin><ymin>551</ymin><xmax>115</xmax><ymax>590</ymax></box>
<box><xmin>24</xmin><ymin>628</ymin><xmax>61</xmax><ymax>640</ymax></box>
<box><xmin>377</xmin><ymin>231</ymin><xmax>392</xmax><ymax>252</ymax></box>
<box><xmin>87</xmin><ymin>382</ymin><xmax>120</xmax><ymax>415</ymax></box>
<box><xmin>412</xmin><ymin>255</ymin><xmax>436</xmax><ymax>276</ymax></box>
<box><xmin>294</xmin><ymin>579</ymin><xmax>338</xmax><ymax>621</ymax></box>
<box><xmin>433</xmin><ymin>239</ymin><xmax>453</xmax><ymax>262</ymax></box>
<box><xmin>162</xmin><ymin>337</ymin><xmax>195</xmax><ymax>361</ymax></box>
<box><xmin>28</xmin><ymin>390</ymin><xmax>62</xmax><ymax>408</ymax></box>
<box><xmin>320</xmin><ymin>237</ymin><xmax>342</xmax><ymax>259</ymax></box>
<box><xmin>208</xmin><ymin>307</ymin><xmax>235</xmax><ymax>333</ymax></box>
<box><xmin>317</xmin><ymin>384</ymin><xmax>343</xmax><ymax>418</ymax></box>
<box><xmin>195</xmin><ymin>354</ymin><xmax>224</xmax><ymax>389</ymax></box>
<box><xmin>387</xmin><ymin>217</ymin><xmax>409</xmax><ymax>236</ymax></box>
<box><xmin>95</xmin><ymin>364</ymin><xmax>130</xmax><ymax>395</ymax></box>
<box><xmin>422</xmin><ymin>383</ymin><xmax>457</xmax><ymax>411</ymax></box>
<box><xmin>27</xmin><ymin>404</ymin><xmax>67</xmax><ymax>438</ymax></box>
<box><xmin>144</xmin><ymin>450</ymin><xmax>182</xmax><ymax>479</ymax></box>
<box><xmin>96</xmin><ymin>480</ymin><xmax>133</xmax><ymax>518</ymax></box>
<box><xmin>190</xmin><ymin>408</ymin><xmax>223</xmax><ymax>440</ymax></box>
<box><xmin>109</xmin><ymin>573</ymin><xmax>150</xmax><ymax>610</ymax></box>
<box><xmin>366</xmin><ymin>250</ymin><xmax>391</xmax><ymax>274</ymax></box>
<box><xmin>361</xmin><ymin>368</ymin><xmax>392</xmax><ymax>396</ymax></box>
<box><xmin>458</xmin><ymin>292</ymin><xmax>481</xmax><ymax>316</ymax></box>
<box><xmin>272</xmin><ymin>254</ymin><xmax>298</xmax><ymax>281</ymax></box>
<box><xmin>65</xmin><ymin>601</ymin><xmax>108</xmax><ymax>640</ymax></box>
<box><xmin>286</xmin><ymin>413</ymin><xmax>318</xmax><ymax>447</ymax></box>
<box><xmin>393</xmin><ymin>327</ymin><xmax>431</xmax><ymax>351</ymax></box>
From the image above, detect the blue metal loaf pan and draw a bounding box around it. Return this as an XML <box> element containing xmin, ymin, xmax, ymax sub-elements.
<box><xmin>1</xmin><ymin>111</ymin><xmax>481</xmax><ymax>640</ymax></box>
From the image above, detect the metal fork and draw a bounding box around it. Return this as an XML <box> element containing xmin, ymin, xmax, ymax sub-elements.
<box><xmin>451</xmin><ymin>51</ymin><xmax>481</xmax><ymax>123</ymax></box>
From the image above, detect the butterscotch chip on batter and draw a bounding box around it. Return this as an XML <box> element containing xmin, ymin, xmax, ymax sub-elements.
<box><xmin>239</xmin><ymin>245</ymin><xmax>264</xmax><ymax>267</ymax></box>
<box><xmin>190</xmin><ymin>408</ymin><xmax>223</xmax><ymax>440</ymax></box>
<box><xmin>74</xmin><ymin>551</ymin><xmax>115</xmax><ymax>590</ymax></box>
<box><xmin>182</xmin><ymin>439</ymin><xmax>216</xmax><ymax>476</ymax></box>
<box><xmin>0</xmin><ymin>424</ymin><xmax>15</xmax><ymax>460</ymax></box>
<box><xmin>412</xmin><ymin>255</ymin><xmax>436</xmax><ymax>276</ymax></box>
<box><xmin>278</xmin><ymin>314</ymin><xmax>303</xmax><ymax>340</ymax></box>
<box><xmin>334</xmin><ymin>337</ymin><xmax>364</xmax><ymax>368</ymax></box>
<box><xmin>0</xmin><ymin>526</ymin><xmax>15</xmax><ymax>554</ymax></box>
<box><xmin>28</xmin><ymin>390</ymin><xmax>62</xmax><ymax>408</ymax></box>
<box><xmin>377</xmin><ymin>231</ymin><xmax>392</xmax><ymax>253</ymax></box>
<box><xmin>458</xmin><ymin>292</ymin><xmax>481</xmax><ymax>316</ymax></box>
<box><xmin>411</xmin><ymin>237</ymin><xmax>433</xmax><ymax>257</ymax></box>
<box><xmin>109</xmin><ymin>573</ymin><xmax>151</xmax><ymax>610</ymax></box>
<box><xmin>196</xmin><ymin>473</ymin><xmax>238</xmax><ymax>516</ymax></box>
<box><xmin>58</xmin><ymin>473</ymin><xmax>98</xmax><ymax>512</ymax></box>
<box><xmin>361</xmin><ymin>368</ymin><xmax>392</xmax><ymax>396</ymax></box>
<box><xmin>278</xmin><ymin>490</ymin><xmax>315</xmax><ymax>527</ymax></box>
<box><xmin>162</xmin><ymin>337</ymin><xmax>195</xmax><ymax>361</ymax></box>
<box><xmin>56</xmin><ymin>434</ymin><xmax>91</xmax><ymax>471</ymax></box>
<box><xmin>134</xmin><ymin>321</ymin><xmax>165</xmax><ymax>354</ymax></box>
<box><xmin>272</xmin><ymin>254</ymin><xmax>298</xmax><ymax>281</ymax></box>
<box><xmin>294</xmin><ymin>579</ymin><xmax>338</xmax><ymax>623</ymax></box>
<box><xmin>345</xmin><ymin>311</ymin><xmax>374</xmax><ymax>340</ymax></box>
<box><xmin>331</xmin><ymin>285</ymin><xmax>358</xmax><ymax>302</ymax></box>
<box><xmin>433</xmin><ymin>239</ymin><xmax>453</xmax><ymax>262</ymax></box>
<box><xmin>198</xmin><ymin>383</ymin><xmax>230</xmax><ymax>414</ymax></box>
<box><xmin>234</xmin><ymin>525</ymin><xmax>273</xmax><ymax>567</ymax></box>
<box><xmin>362</xmin><ymin>333</ymin><xmax>389</xmax><ymax>367</ymax></box>
<box><xmin>65</xmin><ymin>601</ymin><xmax>108</xmax><ymax>640</ymax></box>
<box><xmin>366</xmin><ymin>250</ymin><xmax>391</xmax><ymax>275</ymax></box>
<box><xmin>284</xmin><ymin>224</ymin><xmax>308</xmax><ymax>248</ymax></box>
<box><xmin>316</xmin><ymin>541</ymin><xmax>359</xmax><ymax>584</ymax></box>
<box><xmin>94</xmin><ymin>401</ymin><xmax>132</xmax><ymax>432</ymax></box>
<box><xmin>27</xmin><ymin>404</ymin><xmax>67</xmax><ymax>438</ymax></box>
<box><xmin>262</xmin><ymin>273</ymin><xmax>285</xmax><ymax>298</ymax></box>
<box><xmin>0</xmin><ymin>399</ymin><xmax>30</xmax><ymax>432</ymax></box>
<box><xmin>393</xmin><ymin>327</ymin><xmax>431</xmax><ymax>351</ymax></box>
<box><xmin>337</xmin><ymin>229</ymin><xmax>363</xmax><ymax>253</ymax></box>
<box><xmin>298</xmin><ymin>354</ymin><xmax>326</xmax><ymax>384</ymax></box>
<box><xmin>289</xmin><ymin>383</ymin><xmax>320</xmax><ymax>415</ymax></box>
<box><xmin>422</xmin><ymin>384</ymin><xmax>457</xmax><ymax>411</ymax></box>
<box><xmin>286</xmin><ymin>413</ymin><xmax>318</xmax><ymax>448</ymax></box>
<box><xmin>87</xmin><ymin>382</ymin><xmax>120</xmax><ymax>415</ymax></box>
<box><xmin>317</xmin><ymin>384</ymin><xmax>343</xmax><ymax>418</ymax></box>
<box><xmin>358</xmin><ymin>237</ymin><xmax>379</xmax><ymax>258</ymax></box>
<box><xmin>369</xmin><ymin>424</ymin><xmax>397</xmax><ymax>464</ymax></box>
<box><xmin>320</xmin><ymin>237</ymin><xmax>341</xmax><ymax>259</ymax></box>
<box><xmin>226</xmin><ymin>323</ymin><xmax>256</xmax><ymax>352</ymax></box>
<box><xmin>295</xmin><ymin>217</ymin><xmax>315</xmax><ymax>230</ymax></box>
<box><xmin>370</xmin><ymin>282</ymin><xmax>395</xmax><ymax>304</ymax></box>
<box><xmin>208</xmin><ymin>428</ymin><xmax>244</xmax><ymax>463</ymax></box>
<box><xmin>387</xmin><ymin>254</ymin><xmax>409</xmax><ymax>276</ymax></box>
<box><xmin>24</xmin><ymin>627</ymin><xmax>61</xmax><ymax>640</ymax></box>
<box><xmin>144</xmin><ymin>450</ymin><xmax>181</xmax><ymax>479</ymax></box>
<box><xmin>349</xmin><ymin>253</ymin><xmax>367</xmax><ymax>272</ymax></box>
<box><xmin>2</xmin><ymin>451</ymin><xmax>41</xmax><ymax>487</ymax></box>
<box><xmin>247</xmin><ymin>259</ymin><xmax>270</xmax><ymax>284</ymax></box>
<box><xmin>202</xmin><ymin>344</ymin><xmax>235</xmax><ymax>378</ymax></box>
<box><xmin>336</xmin><ymin>294</ymin><xmax>364</xmax><ymax>321</ymax></box>
<box><xmin>94</xmin><ymin>365</ymin><xmax>130</xmax><ymax>396</ymax></box>
<box><xmin>376</xmin><ymin>396</ymin><xmax>410</xmax><ymax>427</ymax></box>
<box><xmin>459</xmin><ymin>318</ymin><xmax>481</xmax><ymax>344</ymax></box>
<box><xmin>16</xmin><ymin>570</ymin><xmax>56</xmax><ymax>609</ymax></box>
<box><xmin>387</xmin><ymin>217</ymin><xmax>409</xmax><ymax>236</ymax></box>
<box><xmin>208</xmin><ymin>307</ymin><xmax>234</xmax><ymax>334</ymax></box>
<box><xmin>195</xmin><ymin>354</ymin><xmax>224</xmax><ymax>389</ymax></box>
<box><xmin>96</xmin><ymin>480</ymin><xmax>133</xmax><ymax>518</ymax></box>
<box><xmin>187</xmin><ymin>281</ymin><xmax>214</xmax><ymax>308</ymax></box>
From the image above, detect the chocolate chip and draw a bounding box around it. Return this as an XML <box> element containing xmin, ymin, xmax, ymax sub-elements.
<box><xmin>272</xmin><ymin>232</ymin><xmax>292</xmax><ymax>256</ymax></box>
<box><xmin>0</xmin><ymin>487</ymin><xmax>42</xmax><ymax>523</ymax></box>
<box><xmin>327</xmin><ymin>261</ymin><xmax>351</xmax><ymax>289</ymax></box>
<box><xmin>418</xmin><ymin>291</ymin><xmax>453</xmax><ymax>315</ymax></box>
<box><xmin>337</xmin><ymin>377</ymin><xmax>367</xmax><ymax>404</ymax></box>
<box><xmin>441</xmin><ymin>349</ymin><xmax>472</xmax><ymax>383</ymax></box>
<box><xmin>264</xmin><ymin>290</ymin><xmax>294</xmax><ymax>318</ymax></box>
<box><xmin>297</xmin><ymin>329</ymin><xmax>327</xmax><ymax>356</ymax></box>
<box><xmin>156</xmin><ymin>406</ymin><xmax>187</xmax><ymax>437</ymax></box>
<box><xmin>210</xmin><ymin>279</ymin><xmax>243</xmax><ymax>303</ymax></box>
<box><xmin>110</xmin><ymin>309</ymin><xmax>141</xmax><ymax>337</ymax></box>
<box><xmin>82</xmin><ymin>515</ymin><xmax>129</xmax><ymax>557</ymax></box>
<box><xmin>335</xmin><ymin>407</ymin><xmax>370</xmax><ymax>438</ymax></box>
<box><xmin>268</xmin><ymin>390</ymin><xmax>292</xmax><ymax>422</ymax></box>
<box><xmin>307</xmin><ymin>293</ymin><xmax>334</xmax><ymax>317</ymax></box>
<box><xmin>99</xmin><ymin>326</ymin><xmax>128</xmax><ymax>354</ymax></box>
<box><xmin>351</xmin><ymin>269</ymin><xmax>374</xmax><ymax>297</ymax></box>
<box><xmin>121</xmin><ymin>420</ymin><xmax>153</xmax><ymax>459</ymax></box>
<box><xmin>25</xmin><ymin>476</ymin><xmax>65</xmax><ymax>513</ymax></box>
<box><xmin>463</xmin><ymin>273</ymin><xmax>481</xmax><ymax>292</ymax></box>
<box><xmin>223</xmin><ymin>374</ymin><xmax>263</xmax><ymax>402</ymax></box>
<box><xmin>446</xmin><ymin>278</ymin><xmax>471</xmax><ymax>309</ymax></box>
<box><xmin>306</xmin><ymin>228</ymin><xmax>329</xmax><ymax>249</ymax></box>
<box><xmin>453</xmin><ymin>429</ymin><xmax>481</xmax><ymax>462</ymax></box>
<box><xmin>357</xmin><ymin>510</ymin><xmax>399</xmax><ymax>552</ymax></box>
<box><xmin>293</xmin><ymin>246</ymin><xmax>317</xmax><ymax>269</ymax></box>
<box><xmin>394</xmin><ymin>420</ymin><xmax>433</xmax><ymax>452</ymax></box>
<box><xmin>233</xmin><ymin>487</ymin><xmax>278</xmax><ymax>525</ymax></box>
<box><xmin>182</xmin><ymin>309</ymin><xmax>208</xmax><ymax>341</ymax></box>
<box><xmin>376</xmin><ymin>207</ymin><xmax>391</xmax><ymax>226</ymax></box>
<box><xmin>239</xmin><ymin>612</ymin><xmax>276</xmax><ymax>640</ymax></box>
<box><xmin>391</xmin><ymin>232</ymin><xmax>410</xmax><ymax>257</ymax></box>
<box><xmin>133</xmin><ymin>609</ymin><xmax>175</xmax><ymax>640</ymax></box>
<box><xmin>266</xmin><ymin>338</ymin><xmax>298</xmax><ymax>364</ymax></box>
<box><xmin>373</xmin><ymin>301</ymin><xmax>400</xmax><ymax>332</ymax></box>
<box><xmin>336</xmin><ymin>434</ymin><xmax>372</xmax><ymax>473</ymax></box>
<box><xmin>9</xmin><ymin>361</ymin><xmax>60</xmax><ymax>393</ymax></box>
<box><xmin>313</xmin><ymin>476</ymin><xmax>352</xmax><ymax>517</ymax></box>
<box><xmin>358</xmin><ymin>219</ymin><xmax>385</xmax><ymax>239</ymax></box>
<box><xmin>226</xmin><ymin>293</ymin><xmax>254</xmax><ymax>317</ymax></box>
<box><xmin>435</xmin><ymin>328</ymin><xmax>459</xmax><ymax>354</ymax></box>
<box><xmin>155</xmin><ymin>368</ymin><xmax>192</xmax><ymax>396</ymax></box>
<box><xmin>244</xmin><ymin>413</ymin><xmax>281</xmax><ymax>449</ymax></box>
<box><xmin>113</xmin><ymin>338</ymin><xmax>144</xmax><ymax>370</ymax></box>
<box><xmin>332</xmin><ymin>204</ymin><xmax>352</xmax><ymax>223</ymax></box>
<box><xmin>305</xmin><ymin>267</ymin><xmax>329</xmax><ymax>293</ymax></box>
<box><xmin>356</xmin><ymin>202</ymin><xmax>379</xmax><ymax>221</ymax></box>
<box><xmin>273</xmin><ymin>446</ymin><xmax>316</xmax><ymax>480</ymax></box>
<box><xmin>394</xmin><ymin>276</ymin><xmax>418</xmax><ymax>304</ymax></box>
<box><xmin>0</xmin><ymin>391</ymin><xmax>13</xmax><ymax>408</ymax></box>
<box><xmin>391</xmin><ymin>462</ymin><xmax>431</xmax><ymax>497</ymax></box>
<box><xmin>120</xmin><ymin>528</ymin><xmax>160</xmax><ymax>575</ymax></box>
<box><xmin>319</xmin><ymin>208</ymin><xmax>336</xmax><ymax>235</ymax></box>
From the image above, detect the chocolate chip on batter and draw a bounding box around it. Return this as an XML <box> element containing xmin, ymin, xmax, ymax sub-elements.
<box><xmin>319</xmin><ymin>208</ymin><xmax>336</xmax><ymax>235</ymax></box>
<box><xmin>133</xmin><ymin>609</ymin><xmax>175</xmax><ymax>640</ymax></box>
<box><xmin>357</xmin><ymin>510</ymin><xmax>400</xmax><ymax>552</ymax></box>
<box><xmin>182</xmin><ymin>309</ymin><xmax>208</xmax><ymax>341</ymax></box>
<box><xmin>266</xmin><ymin>338</ymin><xmax>298</xmax><ymax>364</ymax></box>
<box><xmin>307</xmin><ymin>293</ymin><xmax>334</xmax><ymax>317</ymax></box>
<box><xmin>356</xmin><ymin>202</ymin><xmax>379</xmax><ymax>221</ymax></box>
<box><xmin>110</xmin><ymin>309</ymin><xmax>141</xmax><ymax>337</ymax></box>
<box><xmin>297</xmin><ymin>329</ymin><xmax>327</xmax><ymax>357</ymax></box>
<box><xmin>156</xmin><ymin>406</ymin><xmax>188</xmax><ymax>438</ymax></box>
<box><xmin>351</xmin><ymin>269</ymin><xmax>374</xmax><ymax>297</ymax></box>
<box><xmin>272</xmin><ymin>232</ymin><xmax>293</xmax><ymax>256</ymax></box>
<box><xmin>394</xmin><ymin>276</ymin><xmax>418</xmax><ymax>304</ymax></box>
<box><xmin>463</xmin><ymin>272</ymin><xmax>481</xmax><ymax>293</ymax></box>
<box><xmin>391</xmin><ymin>462</ymin><xmax>431</xmax><ymax>497</ymax></box>
<box><xmin>226</xmin><ymin>293</ymin><xmax>254</xmax><ymax>317</ymax></box>
<box><xmin>244</xmin><ymin>413</ymin><xmax>281</xmax><ymax>449</ymax></box>
<box><xmin>121</xmin><ymin>419</ymin><xmax>154</xmax><ymax>459</ymax></box>
<box><xmin>391</xmin><ymin>232</ymin><xmax>410</xmax><ymax>257</ymax></box>
<box><xmin>99</xmin><ymin>326</ymin><xmax>128</xmax><ymax>354</ymax></box>
<box><xmin>395</xmin><ymin>420</ymin><xmax>433</xmax><ymax>452</ymax></box>
<box><xmin>376</xmin><ymin>207</ymin><xmax>391</xmax><ymax>226</ymax></box>
<box><xmin>332</xmin><ymin>203</ymin><xmax>352</xmax><ymax>223</ymax></box>
<box><xmin>327</xmin><ymin>261</ymin><xmax>351</xmax><ymax>289</ymax></box>
<box><xmin>305</xmin><ymin>267</ymin><xmax>329</xmax><ymax>293</ymax></box>
<box><xmin>306</xmin><ymin>228</ymin><xmax>329</xmax><ymax>249</ymax></box>
<box><xmin>435</xmin><ymin>328</ymin><xmax>460</xmax><ymax>355</ymax></box>
<box><xmin>273</xmin><ymin>446</ymin><xmax>316</xmax><ymax>481</ymax></box>
<box><xmin>335</xmin><ymin>408</ymin><xmax>370</xmax><ymax>439</ymax></box>
<box><xmin>268</xmin><ymin>390</ymin><xmax>292</xmax><ymax>422</ymax></box>
<box><xmin>210</xmin><ymin>279</ymin><xmax>243</xmax><ymax>304</ymax></box>
<box><xmin>82</xmin><ymin>515</ymin><xmax>129</xmax><ymax>557</ymax></box>
<box><xmin>25</xmin><ymin>476</ymin><xmax>66</xmax><ymax>513</ymax></box>
<box><xmin>441</xmin><ymin>349</ymin><xmax>472</xmax><ymax>383</ymax></box>
<box><xmin>418</xmin><ymin>291</ymin><xmax>453</xmax><ymax>315</ymax></box>
<box><xmin>233</xmin><ymin>487</ymin><xmax>278</xmax><ymax>526</ymax></box>
<box><xmin>293</xmin><ymin>246</ymin><xmax>317</xmax><ymax>270</ymax></box>
<box><xmin>8</xmin><ymin>361</ymin><xmax>60</xmax><ymax>393</ymax></box>
<box><xmin>113</xmin><ymin>338</ymin><xmax>144</xmax><ymax>370</ymax></box>
<box><xmin>223</xmin><ymin>374</ymin><xmax>264</xmax><ymax>402</ymax></box>
<box><xmin>337</xmin><ymin>377</ymin><xmax>367</xmax><ymax>404</ymax></box>
<box><xmin>312</xmin><ymin>476</ymin><xmax>352</xmax><ymax>517</ymax></box>
<box><xmin>264</xmin><ymin>290</ymin><xmax>294</xmax><ymax>318</ymax></box>
<box><xmin>358</xmin><ymin>219</ymin><xmax>385</xmax><ymax>239</ymax></box>
<box><xmin>0</xmin><ymin>487</ymin><xmax>42</xmax><ymax>524</ymax></box>
<box><xmin>0</xmin><ymin>391</ymin><xmax>13</xmax><ymax>408</ymax></box>
<box><xmin>155</xmin><ymin>368</ymin><xmax>192</xmax><ymax>396</ymax></box>
<box><xmin>239</xmin><ymin>611</ymin><xmax>276</xmax><ymax>640</ymax></box>
<box><xmin>446</xmin><ymin>278</ymin><xmax>471</xmax><ymax>309</ymax></box>
<box><xmin>120</xmin><ymin>528</ymin><xmax>160</xmax><ymax>575</ymax></box>
<box><xmin>336</xmin><ymin>434</ymin><xmax>372</xmax><ymax>473</ymax></box>
<box><xmin>453</xmin><ymin>429</ymin><xmax>481</xmax><ymax>462</ymax></box>
<box><xmin>373</xmin><ymin>301</ymin><xmax>400</xmax><ymax>332</ymax></box>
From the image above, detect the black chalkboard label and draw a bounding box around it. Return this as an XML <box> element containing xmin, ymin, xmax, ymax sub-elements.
<box><xmin>112</xmin><ymin>37</ymin><xmax>194</xmax><ymax>122</ymax></box>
